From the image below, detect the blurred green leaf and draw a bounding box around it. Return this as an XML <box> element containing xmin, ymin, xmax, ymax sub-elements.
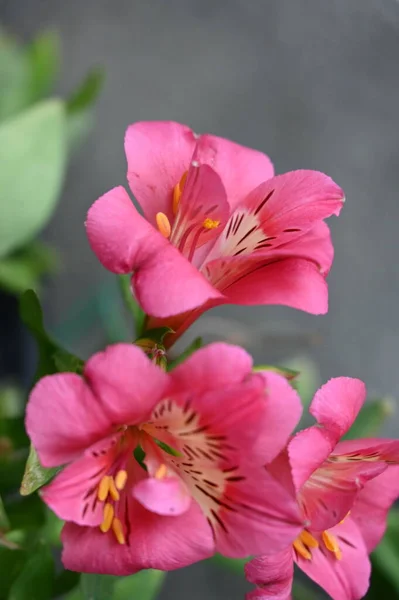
<box><xmin>0</xmin><ymin>416</ymin><xmax>29</xmax><ymax>449</ymax></box>
<box><xmin>292</xmin><ymin>580</ymin><xmax>320</xmax><ymax>599</ymax></box>
<box><xmin>26</xmin><ymin>31</ymin><xmax>59</xmax><ymax>102</ymax></box>
<box><xmin>41</xmin><ymin>507</ymin><xmax>63</xmax><ymax>547</ymax></box>
<box><xmin>212</xmin><ymin>554</ymin><xmax>247</xmax><ymax>574</ymax></box>
<box><xmin>0</xmin><ymin>100</ymin><xmax>67</xmax><ymax>257</ymax></box>
<box><xmin>81</xmin><ymin>574</ymin><xmax>116</xmax><ymax>600</ymax></box>
<box><xmin>168</xmin><ymin>337</ymin><xmax>203</xmax><ymax>370</ymax></box>
<box><xmin>0</xmin><ymin>494</ymin><xmax>10</xmax><ymax>532</ymax></box>
<box><xmin>0</xmin><ymin>31</ymin><xmax>31</xmax><ymax>121</ymax></box>
<box><xmin>113</xmin><ymin>570</ymin><xmax>165</xmax><ymax>600</ymax></box>
<box><xmin>9</xmin><ymin>541</ymin><xmax>55</xmax><ymax>600</ymax></box>
<box><xmin>0</xmin><ymin>241</ymin><xmax>57</xmax><ymax>295</ymax></box>
<box><xmin>119</xmin><ymin>274</ymin><xmax>145</xmax><ymax>337</ymax></box>
<box><xmin>53</xmin><ymin>349</ymin><xmax>85</xmax><ymax>375</ymax></box>
<box><xmin>284</xmin><ymin>356</ymin><xmax>320</xmax><ymax>409</ymax></box>
<box><xmin>139</xmin><ymin>327</ymin><xmax>174</xmax><ymax>344</ymax></box>
<box><xmin>0</xmin><ymin>385</ymin><xmax>24</xmax><ymax>418</ymax></box>
<box><xmin>54</xmin><ymin>570</ymin><xmax>80</xmax><ymax>598</ymax></box>
<box><xmin>343</xmin><ymin>397</ymin><xmax>395</xmax><ymax>440</ymax></box>
<box><xmin>5</xmin><ymin>494</ymin><xmax>46</xmax><ymax>531</ymax></box>
<box><xmin>0</xmin><ymin>546</ymin><xmax>27</xmax><ymax>598</ymax></box>
<box><xmin>20</xmin><ymin>445</ymin><xmax>60</xmax><ymax>496</ymax></box>
<box><xmin>66</xmin><ymin>68</ymin><xmax>104</xmax><ymax>155</ymax></box>
<box><xmin>372</xmin><ymin>509</ymin><xmax>399</xmax><ymax>592</ymax></box>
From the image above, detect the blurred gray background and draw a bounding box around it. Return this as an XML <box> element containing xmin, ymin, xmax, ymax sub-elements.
<box><xmin>2</xmin><ymin>0</ymin><xmax>399</xmax><ymax>597</ymax></box>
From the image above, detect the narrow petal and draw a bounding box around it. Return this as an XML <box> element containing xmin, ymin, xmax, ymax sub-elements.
<box><xmin>220</xmin><ymin>257</ymin><xmax>329</xmax><ymax>315</ymax></box>
<box><xmin>245</xmin><ymin>549</ymin><xmax>294</xmax><ymax>600</ymax></box>
<box><xmin>41</xmin><ymin>452</ymin><xmax>111</xmax><ymax>526</ymax></box>
<box><xmin>84</xmin><ymin>344</ymin><xmax>168</xmax><ymax>426</ymax></box>
<box><xmin>26</xmin><ymin>373</ymin><xmax>111</xmax><ymax>467</ymax></box>
<box><xmin>296</xmin><ymin>519</ymin><xmax>371</xmax><ymax>600</ymax></box>
<box><xmin>61</xmin><ymin>498</ymin><xmax>214</xmax><ymax>574</ymax></box>
<box><xmin>132</xmin><ymin>476</ymin><xmax>191</xmax><ymax>516</ymax></box>
<box><xmin>193</xmin><ymin>133</ymin><xmax>274</xmax><ymax>211</ymax></box>
<box><xmin>125</xmin><ymin>121</ymin><xmax>197</xmax><ymax>224</ymax></box>
<box><xmin>351</xmin><ymin>465</ymin><xmax>399</xmax><ymax>552</ymax></box>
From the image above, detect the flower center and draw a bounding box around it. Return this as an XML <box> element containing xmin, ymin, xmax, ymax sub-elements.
<box><xmin>97</xmin><ymin>469</ymin><xmax>128</xmax><ymax>544</ymax></box>
<box><xmin>293</xmin><ymin>528</ymin><xmax>342</xmax><ymax>561</ymax></box>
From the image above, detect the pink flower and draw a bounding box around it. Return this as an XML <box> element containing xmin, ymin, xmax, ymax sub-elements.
<box><xmin>25</xmin><ymin>342</ymin><xmax>303</xmax><ymax>575</ymax></box>
<box><xmin>86</xmin><ymin>121</ymin><xmax>344</xmax><ymax>344</ymax></box>
<box><xmin>245</xmin><ymin>377</ymin><xmax>399</xmax><ymax>600</ymax></box>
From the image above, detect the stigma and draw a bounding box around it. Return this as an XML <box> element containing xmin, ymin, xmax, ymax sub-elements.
<box><xmin>203</xmin><ymin>217</ymin><xmax>220</xmax><ymax>230</ymax></box>
<box><xmin>97</xmin><ymin>470</ymin><xmax>128</xmax><ymax>544</ymax></box>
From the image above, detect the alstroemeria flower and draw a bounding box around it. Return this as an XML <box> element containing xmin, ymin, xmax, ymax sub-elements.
<box><xmin>245</xmin><ymin>377</ymin><xmax>399</xmax><ymax>600</ymax></box>
<box><xmin>86</xmin><ymin>121</ymin><xmax>344</xmax><ymax>344</ymax></box>
<box><xmin>26</xmin><ymin>342</ymin><xmax>303</xmax><ymax>575</ymax></box>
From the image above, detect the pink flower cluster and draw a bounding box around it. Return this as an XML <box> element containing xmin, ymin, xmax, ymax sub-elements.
<box><xmin>25</xmin><ymin>122</ymin><xmax>399</xmax><ymax>600</ymax></box>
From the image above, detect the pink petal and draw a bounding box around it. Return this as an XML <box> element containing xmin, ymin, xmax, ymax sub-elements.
<box><xmin>296</xmin><ymin>519</ymin><xmax>371</xmax><ymax>600</ymax></box>
<box><xmin>243</xmin><ymin>170</ymin><xmax>344</xmax><ymax>240</ymax></box>
<box><xmin>61</xmin><ymin>497</ymin><xmax>214</xmax><ymax>574</ymax></box>
<box><xmin>245</xmin><ymin>549</ymin><xmax>294</xmax><ymax>600</ymax></box>
<box><xmin>214</xmin><ymin>468</ymin><xmax>302</xmax><ymax>557</ymax></box>
<box><xmin>41</xmin><ymin>451</ymin><xmax>112</xmax><ymax>526</ymax></box>
<box><xmin>132</xmin><ymin>476</ymin><xmax>191</xmax><ymax>516</ymax></box>
<box><xmin>26</xmin><ymin>373</ymin><xmax>111</xmax><ymax>467</ymax></box>
<box><xmin>193</xmin><ymin>133</ymin><xmax>274</xmax><ymax>211</ymax></box>
<box><xmin>169</xmin><ymin>342</ymin><xmax>253</xmax><ymax>394</ymax></box>
<box><xmin>125</xmin><ymin>121</ymin><xmax>197</xmax><ymax>224</ymax></box>
<box><xmin>84</xmin><ymin>344</ymin><xmax>168</xmax><ymax>425</ymax></box>
<box><xmin>351</xmin><ymin>465</ymin><xmax>399</xmax><ymax>552</ymax></box>
<box><xmin>289</xmin><ymin>378</ymin><xmax>367</xmax><ymax>492</ymax></box>
<box><xmin>222</xmin><ymin>257</ymin><xmax>329</xmax><ymax>315</ymax></box>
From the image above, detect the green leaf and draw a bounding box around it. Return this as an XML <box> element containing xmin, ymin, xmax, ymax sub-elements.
<box><xmin>0</xmin><ymin>241</ymin><xmax>57</xmax><ymax>295</ymax></box>
<box><xmin>168</xmin><ymin>337</ymin><xmax>203</xmax><ymax>370</ymax></box>
<box><xmin>118</xmin><ymin>274</ymin><xmax>145</xmax><ymax>337</ymax></box>
<box><xmin>343</xmin><ymin>397</ymin><xmax>395</xmax><ymax>440</ymax></box>
<box><xmin>0</xmin><ymin>546</ymin><xmax>27</xmax><ymax>598</ymax></box>
<box><xmin>26</xmin><ymin>31</ymin><xmax>60</xmax><ymax>102</ymax></box>
<box><xmin>54</xmin><ymin>570</ymin><xmax>81</xmax><ymax>597</ymax></box>
<box><xmin>113</xmin><ymin>570</ymin><xmax>165</xmax><ymax>600</ymax></box>
<box><xmin>0</xmin><ymin>100</ymin><xmax>67</xmax><ymax>257</ymax></box>
<box><xmin>20</xmin><ymin>445</ymin><xmax>60</xmax><ymax>496</ymax></box>
<box><xmin>67</xmin><ymin>68</ymin><xmax>104</xmax><ymax>114</ymax></box>
<box><xmin>80</xmin><ymin>574</ymin><xmax>116</xmax><ymax>600</ymax></box>
<box><xmin>5</xmin><ymin>494</ymin><xmax>46</xmax><ymax>531</ymax></box>
<box><xmin>9</xmin><ymin>541</ymin><xmax>55</xmax><ymax>600</ymax></box>
<box><xmin>53</xmin><ymin>349</ymin><xmax>85</xmax><ymax>375</ymax></box>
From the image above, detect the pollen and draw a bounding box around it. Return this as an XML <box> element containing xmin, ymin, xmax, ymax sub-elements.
<box><xmin>173</xmin><ymin>171</ymin><xmax>187</xmax><ymax>215</ymax></box>
<box><xmin>100</xmin><ymin>502</ymin><xmax>114</xmax><ymax>533</ymax></box>
<box><xmin>98</xmin><ymin>475</ymin><xmax>111</xmax><ymax>502</ymax></box>
<box><xmin>203</xmin><ymin>218</ymin><xmax>220</xmax><ymax>230</ymax></box>
<box><xmin>156</xmin><ymin>212</ymin><xmax>171</xmax><ymax>238</ymax></box>
<box><xmin>322</xmin><ymin>531</ymin><xmax>342</xmax><ymax>560</ymax></box>
<box><xmin>155</xmin><ymin>463</ymin><xmax>167</xmax><ymax>479</ymax></box>
<box><xmin>112</xmin><ymin>517</ymin><xmax>126</xmax><ymax>545</ymax></box>
<box><xmin>115</xmin><ymin>469</ymin><xmax>128</xmax><ymax>491</ymax></box>
<box><xmin>293</xmin><ymin>536</ymin><xmax>312</xmax><ymax>560</ymax></box>
<box><xmin>109</xmin><ymin>477</ymin><xmax>120</xmax><ymax>502</ymax></box>
<box><xmin>301</xmin><ymin>530</ymin><xmax>319</xmax><ymax>549</ymax></box>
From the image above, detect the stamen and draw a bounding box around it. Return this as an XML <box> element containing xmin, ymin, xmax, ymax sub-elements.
<box><xmin>112</xmin><ymin>517</ymin><xmax>126</xmax><ymax>545</ymax></box>
<box><xmin>173</xmin><ymin>171</ymin><xmax>187</xmax><ymax>215</ymax></box>
<box><xmin>156</xmin><ymin>212</ymin><xmax>171</xmax><ymax>238</ymax></box>
<box><xmin>109</xmin><ymin>477</ymin><xmax>120</xmax><ymax>501</ymax></box>
<box><xmin>203</xmin><ymin>218</ymin><xmax>220</xmax><ymax>230</ymax></box>
<box><xmin>97</xmin><ymin>475</ymin><xmax>111</xmax><ymax>502</ymax></box>
<box><xmin>100</xmin><ymin>502</ymin><xmax>114</xmax><ymax>533</ymax></box>
<box><xmin>293</xmin><ymin>537</ymin><xmax>312</xmax><ymax>560</ymax></box>
<box><xmin>155</xmin><ymin>463</ymin><xmax>167</xmax><ymax>479</ymax></box>
<box><xmin>301</xmin><ymin>530</ymin><xmax>319</xmax><ymax>549</ymax></box>
<box><xmin>322</xmin><ymin>531</ymin><xmax>342</xmax><ymax>560</ymax></box>
<box><xmin>115</xmin><ymin>470</ymin><xmax>128</xmax><ymax>491</ymax></box>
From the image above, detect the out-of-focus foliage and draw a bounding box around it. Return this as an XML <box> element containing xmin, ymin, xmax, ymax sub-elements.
<box><xmin>0</xmin><ymin>28</ymin><xmax>103</xmax><ymax>295</ymax></box>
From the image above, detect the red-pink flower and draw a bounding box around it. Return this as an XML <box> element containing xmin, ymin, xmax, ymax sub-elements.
<box><xmin>245</xmin><ymin>377</ymin><xmax>399</xmax><ymax>600</ymax></box>
<box><xmin>26</xmin><ymin>342</ymin><xmax>303</xmax><ymax>575</ymax></box>
<box><xmin>86</xmin><ymin>121</ymin><xmax>344</xmax><ymax>343</ymax></box>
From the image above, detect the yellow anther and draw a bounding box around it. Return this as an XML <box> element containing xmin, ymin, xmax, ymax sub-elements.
<box><xmin>203</xmin><ymin>218</ymin><xmax>220</xmax><ymax>230</ymax></box>
<box><xmin>100</xmin><ymin>502</ymin><xmax>114</xmax><ymax>533</ymax></box>
<box><xmin>322</xmin><ymin>531</ymin><xmax>342</xmax><ymax>560</ymax></box>
<box><xmin>112</xmin><ymin>518</ymin><xmax>126</xmax><ymax>545</ymax></box>
<box><xmin>300</xmin><ymin>530</ymin><xmax>319</xmax><ymax>549</ymax></box>
<box><xmin>98</xmin><ymin>475</ymin><xmax>111</xmax><ymax>502</ymax></box>
<box><xmin>172</xmin><ymin>171</ymin><xmax>187</xmax><ymax>215</ymax></box>
<box><xmin>155</xmin><ymin>463</ymin><xmax>167</xmax><ymax>479</ymax></box>
<box><xmin>156</xmin><ymin>212</ymin><xmax>171</xmax><ymax>238</ymax></box>
<box><xmin>115</xmin><ymin>470</ymin><xmax>128</xmax><ymax>491</ymax></box>
<box><xmin>293</xmin><ymin>537</ymin><xmax>312</xmax><ymax>560</ymax></box>
<box><xmin>109</xmin><ymin>477</ymin><xmax>120</xmax><ymax>501</ymax></box>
